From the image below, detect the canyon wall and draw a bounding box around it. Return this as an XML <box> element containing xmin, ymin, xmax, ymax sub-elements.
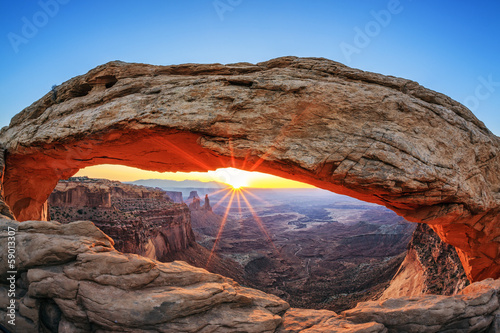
<box><xmin>48</xmin><ymin>178</ymin><xmax>244</xmax><ymax>282</ymax></box>
<box><xmin>381</xmin><ymin>223</ymin><xmax>470</xmax><ymax>299</ymax></box>
<box><xmin>0</xmin><ymin>148</ymin><xmax>14</xmax><ymax>220</ymax></box>
<box><xmin>0</xmin><ymin>57</ymin><xmax>499</xmax><ymax>281</ymax></box>
<box><xmin>165</xmin><ymin>190</ymin><xmax>183</xmax><ymax>203</ymax></box>
<box><xmin>49</xmin><ymin>177</ymin><xmax>195</xmax><ymax>260</ymax></box>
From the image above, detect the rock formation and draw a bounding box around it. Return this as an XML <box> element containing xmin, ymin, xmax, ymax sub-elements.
<box><xmin>344</xmin><ymin>278</ymin><xmax>500</xmax><ymax>332</ymax></box>
<box><xmin>0</xmin><ymin>219</ymin><xmax>288</xmax><ymax>332</ymax></box>
<box><xmin>186</xmin><ymin>191</ymin><xmax>212</xmax><ymax>212</ymax></box>
<box><xmin>49</xmin><ymin>177</ymin><xmax>244</xmax><ymax>283</ymax></box>
<box><xmin>381</xmin><ymin>223</ymin><xmax>469</xmax><ymax>299</ymax></box>
<box><xmin>49</xmin><ymin>177</ymin><xmax>112</xmax><ymax>208</ymax></box>
<box><xmin>1</xmin><ymin>218</ymin><xmax>500</xmax><ymax>332</ymax></box>
<box><xmin>0</xmin><ymin>147</ymin><xmax>14</xmax><ymax>220</ymax></box>
<box><xmin>0</xmin><ymin>57</ymin><xmax>498</xmax><ymax>281</ymax></box>
<box><xmin>49</xmin><ymin>177</ymin><xmax>195</xmax><ymax>260</ymax></box>
<box><xmin>203</xmin><ymin>194</ymin><xmax>212</xmax><ymax>211</ymax></box>
<box><xmin>164</xmin><ymin>190</ymin><xmax>183</xmax><ymax>203</ymax></box>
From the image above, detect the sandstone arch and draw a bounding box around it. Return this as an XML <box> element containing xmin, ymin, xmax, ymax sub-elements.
<box><xmin>1</xmin><ymin>57</ymin><xmax>499</xmax><ymax>282</ymax></box>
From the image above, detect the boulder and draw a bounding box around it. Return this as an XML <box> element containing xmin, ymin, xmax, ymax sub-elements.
<box><xmin>344</xmin><ymin>278</ymin><xmax>500</xmax><ymax>332</ymax></box>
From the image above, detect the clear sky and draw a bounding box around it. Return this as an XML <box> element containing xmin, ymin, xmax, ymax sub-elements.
<box><xmin>1</xmin><ymin>0</ymin><xmax>499</xmax><ymax>187</ymax></box>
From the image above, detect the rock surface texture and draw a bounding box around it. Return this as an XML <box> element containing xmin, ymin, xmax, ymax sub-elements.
<box><xmin>2</xmin><ymin>219</ymin><xmax>500</xmax><ymax>333</ymax></box>
<box><xmin>48</xmin><ymin>177</ymin><xmax>244</xmax><ymax>283</ymax></box>
<box><xmin>0</xmin><ymin>148</ymin><xmax>14</xmax><ymax>220</ymax></box>
<box><xmin>344</xmin><ymin>278</ymin><xmax>500</xmax><ymax>333</ymax></box>
<box><xmin>0</xmin><ymin>219</ymin><xmax>288</xmax><ymax>332</ymax></box>
<box><xmin>381</xmin><ymin>223</ymin><xmax>469</xmax><ymax>299</ymax></box>
<box><xmin>0</xmin><ymin>56</ymin><xmax>499</xmax><ymax>282</ymax></box>
<box><xmin>49</xmin><ymin>177</ymin><xmax>195</xmax><ymax>259</ymax></box>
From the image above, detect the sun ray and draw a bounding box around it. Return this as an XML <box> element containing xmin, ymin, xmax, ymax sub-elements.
<box><xmin>236</xmin><ymin>189</ymin><xmax>243</xmax><ymax>217</ymax></box>
<box><xmin>206</xmin><ymin>187</ymin><xmax>232</xmax><ymax>197</ymax></box>
<box><xmin>239</xmin><ymin>191</ymin><xmax>279</xmax><ymax>253</ymax></box>
<box><xmin>235</xmin><ymin>190</ymin><xmax>245</xmax><ymax>230</ymax></box>
<box><xmin>249</xmin><ymin>106</ymin><xmax>312</xmax><ymax>172</ymax></box>
<box><xmin>206</xmin><ymin>190</ymin><xmax>236</xmax><ymax>268</ymax></box>
<box><xmin>150</xmin><ymin>137</ymin><xmax>213</xmax><ymax>171</ymax></box>
<box><xmin>241</xmin><ymin>188</ymin><xmax>268</xmax><ymax>205</ymax></box>
<box><xmin>211</xmin><ymin>188</ymin><xmax>233</xmax><ymax>211</ymax></box>
<box><xmin>248</xmin><ymin>148</ymin><xmax>276</xmax><ymax>172</ymax></box>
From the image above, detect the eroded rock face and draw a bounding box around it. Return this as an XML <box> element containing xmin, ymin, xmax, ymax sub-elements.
<box><xmin>0</xmin><ymin>219</ymin><xmax>289</xmax><ymax>332</ymax></box>
<box><xmin>278</xmin><ymin>308</ymin><xmax>388</xmax><ymax>333</ymax></box>
<box><xmin>0</xmin><ymin>148</ymin><xmax>14</xmax><ymax>220</ymax></box>
<box><xmin>1</xmin><ymin>219</ymin><xmax>500</xmax><ymax>332</ymax></box>
<box><xmin>47</xmin><ymin>177</ymin><xmax>244</xmax><ymax>283</ymax></box>
<box><xmin>344</xmin><ymin>278</ymin><xmax>500</xmax><ymax>333</ymax></box>
<box><xmin>381</xmin><ymin>223</ymin><xmax>469</xmax><ymax>299</ymax></box>
<box><xmin>165</xmin><ymin>190</ymin><xmax>183</xmax><ymax>203</ymax></box>
<box><xmin>1</xmin><ymin>57</ymin><xmax>499</xmax><ymax>281</ymax></box>
<box><xmin>48</xmin><ymin>177</ymin><xmax>195</xmax><ymax>259</ymax></box>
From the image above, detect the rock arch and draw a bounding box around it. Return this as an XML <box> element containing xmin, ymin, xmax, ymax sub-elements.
<box><xmin>1</xmin><ymin>57</ymin><xmax>499</xmax><ymax>282</ymax></box>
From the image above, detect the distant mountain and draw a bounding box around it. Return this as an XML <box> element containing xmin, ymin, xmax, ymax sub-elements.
<box><xmin>129</xmin><ymin>179</ymin><xmax>228</xmax><ymax>189</ymax></box>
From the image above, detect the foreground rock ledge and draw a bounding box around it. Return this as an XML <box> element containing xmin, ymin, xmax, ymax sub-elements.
<box><xmin>1</xmin><ymin>220</ymin><xmax>500</xmax><ymax>332</ymax></box>
<box><xmin>0</xmin><ymin>57</ymin><xmax>499</xmax><ymax>281</ymax></box>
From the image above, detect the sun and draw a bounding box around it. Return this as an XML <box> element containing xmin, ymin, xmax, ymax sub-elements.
<box><xmin>214</xmin><ymin>168</ymin><xmax>249</xmax><ymax>190</ymax></box>
<box><xmin>228</xmin><ymin>178</ymin><xmax>245</xmax><ymax>189</ymax></box>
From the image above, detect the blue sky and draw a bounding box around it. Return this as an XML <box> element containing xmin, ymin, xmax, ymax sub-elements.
<box><xmin>1</xmin><ymin>0</ymin><xmax>499</xmax><ymax>134</ymax></box>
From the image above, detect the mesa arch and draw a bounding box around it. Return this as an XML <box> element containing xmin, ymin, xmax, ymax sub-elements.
<box><xmin>0</xmin><ymin>56</ymin><xmax>499</xmax><ymax>283</ymax></box>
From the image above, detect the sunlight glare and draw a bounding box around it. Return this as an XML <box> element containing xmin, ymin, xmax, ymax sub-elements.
<box><xmin>213</xmin><ymin>167</ymin><xmax>249</xmax><ymax>189</ymax></box>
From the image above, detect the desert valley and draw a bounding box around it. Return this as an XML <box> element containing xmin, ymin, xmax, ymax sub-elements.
<box><xmin>48</xmin><ymin>176</ymin><xmax>470</xmax><ymax>314</ymax></box>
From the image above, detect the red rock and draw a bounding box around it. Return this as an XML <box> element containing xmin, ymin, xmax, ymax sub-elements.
<box><xmin>381</xmin><ymin>223</ymin><xmax>469</xmax><ymax>299</ymax></box>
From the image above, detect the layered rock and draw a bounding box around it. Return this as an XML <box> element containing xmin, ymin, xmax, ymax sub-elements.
<box><xmin>1</xmin><ymin>218</ymin><xmax>499</xmax><ymax>332</ymax></box>
<box><xmin>0</xmin><ymin>219</ymin><xmax>288</xmax><ymax>332</ymax></box>
<box><xmin>1</xmin><ymin>57</ymin><xmax>499</xmax><ymax>281</ymax></box>
<box><xmin>381</xmin><ymin>223</ymin><xmax>469</xmax><ymax>299</ymax></box>
<box><xmin>165</xmin><ymin>190</ymin><xmax>183</xmax><ymax>203</ymax></box>
<box><xmin>344</xmin><ymin>278</ymin><xmax>500</xmax><ymax>332</ymax></box>
<box><xmin>0</xmin><ymin>148</ymin><xmax>14</xmax><ymax>220</ymax></box>
<box><xmin>278</xmin><ymin>308</ymin><xmax>387</xmax><ymax>333</ymax></box>
<box><xmin>48</xmin><ymin>178</ymin><xmax>244</xmax><ymax>283</ymax></box>
<box><xmin>49</xmin><ymin>177</ymin><xmax>194</xmax><ymax>260</ymax></box>
<box><xmin>186</xmin><ymin>191</ymin><xmax>212</xmax><ymax>211</ymax></box>
<box><xmin>49</xmin><ymin>178</ymin><xmax>111</xmax><ymax>208</ymax></box>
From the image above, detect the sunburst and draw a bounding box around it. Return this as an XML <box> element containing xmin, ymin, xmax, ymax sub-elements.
<box><xmin>145</xmin><ymin>136</ymin><xmax>280</xmax><ymax>269</ymax></box>
<box><xmin>206</xmin><ymin>185</ymin><xmax>279</xmax><ymax>268</ymax></box>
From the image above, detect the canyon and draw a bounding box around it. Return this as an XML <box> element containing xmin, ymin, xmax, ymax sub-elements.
<box><xmin>48</xmin><ymin>178</ymin><xmax>418</xmax><ymax>312</ymax></box>
<box><xmin>0</xmin><ymin>56</ymin><xmax>499</xmax><ymax>331</ymax></box>
<box><xmin>49</xmin><ymin>176</ymin><xmax>195</xmax><ymax>259</ymax></box>
<box><xmin>48</xmin><ymin>177</ymin><xmax>242</xmax><ymax>283</ymax></box>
